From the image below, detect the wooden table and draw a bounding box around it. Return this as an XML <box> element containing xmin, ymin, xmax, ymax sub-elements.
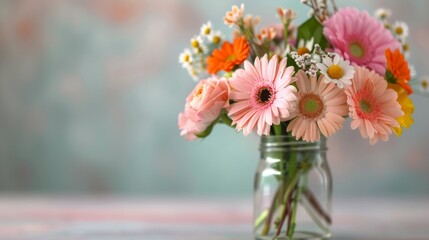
<box><xmin>0</xmin><ymin>195</ymin><xmax>428</xmax><ymax>239</ymax></box>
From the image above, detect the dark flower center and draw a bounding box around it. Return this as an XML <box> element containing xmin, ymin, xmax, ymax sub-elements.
<box><xmin>258</xmin><ymin>87</ymin><xmax>272</xmax><ymax>104</ymax></box>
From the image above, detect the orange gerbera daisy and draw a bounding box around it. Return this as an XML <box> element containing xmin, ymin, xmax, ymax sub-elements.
<box><xmin>207</xmin><ymin>37</ymin><xmax>250</xmax><ymax>74</ymax></box>
<box><xmin>385</xmin><ymin>48</ymin><xmax>413</xmax><ymax>94</ymax></box>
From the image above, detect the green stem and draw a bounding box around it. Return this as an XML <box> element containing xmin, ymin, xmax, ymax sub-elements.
<box><xmin>261</xmin><ymin>182</ymin><xmax>283</xmax><ymax>236</ymax></box>
<box><xmin>287</xmin><ymin>179</ymin><xmax>302</xmax><ymax>239</ymax></box>
<box><xmin>274</xmin><ymin>183</ymin><xmax>297</xmax><ymax>239</ymax></box>
<box><xmin>303</xmin><ymin>187</ymin><xmax>332</xmax><ymax>224</ymax></box>
<box><xmin>286</xmin><ymin>151</ymin><xmax>297</xmax><ymax>185</ymax></box>
<box><xmin>219</xmin><ymin>110</ymin><xmax>233</xmax><ymax>128</ymax></box>
<box><xmin>272</xmin><ymin>170</ymin><xmax>301</xmax><ymax>239</ymax></box>
<box><xmin>273</xmin><ymin>125</ymin><xmax>282</xmax><ymax>136</ymax></box>
<box><xmin>300</xmin><ymin>197</ymin><xmax>330</xmax><ymax>234</ymax></box>
<box><xmin>239</xmin><ymin>24</ymin><xmax>261</xmax><ymax>59</ymax></box>
<box><xmin>254</xmin><ymin>209</ymin><xmax>269</xmax><ymax>230</ymax></box>
<box><xmin>282</xmin><ymin>21</ymin><xmax>290</xmax><ymax>50</ymax></box>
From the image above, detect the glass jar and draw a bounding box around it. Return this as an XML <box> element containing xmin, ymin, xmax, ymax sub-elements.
<box><xmin>254</xmin><ymin>136</ymin><xmax>332</xmax><ymax>240</ymax></box>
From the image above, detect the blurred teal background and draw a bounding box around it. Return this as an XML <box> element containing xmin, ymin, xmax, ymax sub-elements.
<box><xmin>0</xmin><ymin>0</ymin><xmax>428</xmax><ymax>197</ymax></box>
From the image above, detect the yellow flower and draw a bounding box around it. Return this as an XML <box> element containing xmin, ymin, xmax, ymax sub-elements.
<box><xmin>389</xmin><ymin>84</ymin><xmax>414</xmax><ymax>136</ymax></box>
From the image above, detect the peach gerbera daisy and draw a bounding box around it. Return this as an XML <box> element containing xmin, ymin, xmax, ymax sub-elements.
<box><xmin>345</xmin><ymin>66</ymin><xmax>403</xmax><ymax>145</ymax></box>
<box><xmin>207</xmin><ymin>37</ymin><xmax>250</xmax><ymax>74</ymax></box>
<box><xmin>228</xmin><ymin>54</ymin><xmax>297</xmax><ymax>136</ymax></box>
<box><xmin>385</xmin><ymin>48</ymin><xmax>413</xmax><ymax>95</ymax></box>
<box><xmin>287</xmin><ymin>70</ymin><xmax>348</xmax><ymax>142</ymax></box>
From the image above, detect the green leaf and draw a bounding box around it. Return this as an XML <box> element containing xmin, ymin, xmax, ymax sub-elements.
<box><xmin>286</xmin><ymin>55</ymin><xmax>299</xmax><ymax>69</ymax></box>
<box><xmin>296</xmin><ymin>16</ymin><xmax>328</xmax><ymax>50</ymax></box>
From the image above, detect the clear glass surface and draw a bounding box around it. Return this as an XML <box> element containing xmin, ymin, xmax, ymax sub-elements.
<box><xmin>254</xmin><ymin>136</ymin><xmax>332</xmax><ymax>240</ymax></box>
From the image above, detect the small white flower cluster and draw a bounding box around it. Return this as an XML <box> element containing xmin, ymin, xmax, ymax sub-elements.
<box><xmin>313</xmin><ymin>44</ymin><xmax>335</xmax><ymax>59</ymax></box>
<box><xmin>179</xmin><ymin>22</ymin><xmax>224</xmax><ymax>81</ymax></box>
<box><xmin>375</xmin><ymin>8</ymin><xmax>410</xmax><ymax>58</ymax></box>
<box><xmin>290</xmin><ymin>40</ymin><xmax>321</xmax><ymax>77</ymax></box>
<box><xmin>292</xmin><ymin>44</ymin><xmax>355</xmax><ymax>89</ymax></box>
<box><xmin>290</xmin><ymin>52</ymin><xmax>318</xmax><ymax>76</ymax></box>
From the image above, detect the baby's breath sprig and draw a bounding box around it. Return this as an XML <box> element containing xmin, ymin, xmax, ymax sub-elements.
<box><xmin>290</xmin><ymin>52</ymin><xmax>318</xmax><ymax>76</ymax></box>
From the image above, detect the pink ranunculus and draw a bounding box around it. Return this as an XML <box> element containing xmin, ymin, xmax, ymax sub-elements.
<box><xmin>178</xmin><ymin>77</ymin><xmax>230</xmax><ymax>140</ymax></box>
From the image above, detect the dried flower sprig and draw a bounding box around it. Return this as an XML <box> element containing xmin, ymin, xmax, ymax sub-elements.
<box><xmin>300</xmin><ymin>0</ymin><xmax>337</xmax><ymax>22</ymax></box>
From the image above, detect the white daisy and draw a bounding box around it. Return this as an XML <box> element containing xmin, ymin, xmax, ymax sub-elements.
<box><xmin>200</xmin><ymin>21</ymin><xmax>212</xmax><ymax>36</ymax></box>
<box><xmin>419</xmin><ymin>76</ymin><xmax>429</xmax><ymax>92</ymax></box>
<box><xmin>316</xmin><ymin>54</ymin><xmax>355</xmax><ymax>89</ymax></box>
<box><xmin>392</xmin><ymin>21</ymin><xmax>409</xmax><ymax>40</ymax></box>
<box><xmin>208</xmin><ymin>30</ymin><xmax>223</xmax><ymax>45</ymax></box>
<box><xmin>190</xmin><ymin>36</ymin><xmax>204</xmax><ymax>53</ymax></box>
<box><xmin>187</xmin><ymin>67</ymin><xmax>199</xmax><ymax>81</ymax></box>
<box><xmin>179</xmin><ymin>49</ymin><xmax>193</xmax><ymax>68</ymax></box>
<box><xmin>375</xmin><ymin>8</ymin><xmax>391</xmax><ymax>20</ymax></box>
<box><xmin>402</xmin><ymin>42</ymin><xmax>410</xmax><ymax>59</ymax></box>
<box><xmin>409</xmin><ymin>65</ymin><xmax>417</xmax><ymax>78</ymax></box>
<box><xmin>297</xmin><ymin>38</ymin><xmax>314</xmax><ymax>55</ymax></box>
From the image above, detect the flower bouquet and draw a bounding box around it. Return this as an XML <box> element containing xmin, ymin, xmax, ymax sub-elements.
<box><xmin>178</xmin><ymin>1</ymin><xmax>425</xmax><ymax>239</ymax></box>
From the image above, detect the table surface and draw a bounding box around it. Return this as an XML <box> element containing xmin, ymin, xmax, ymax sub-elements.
<box><xmin>0</xmin><ymin>195</ymin><xmax>428</xmax><ymax>240</ymax></box>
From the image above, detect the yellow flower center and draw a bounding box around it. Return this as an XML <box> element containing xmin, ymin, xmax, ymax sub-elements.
<box><xmin>204</xmin><ymin>28</ymin><xmax>211</xmax><ymax>35</ymax></box>
<box><xmin>349</xmin><ymin>42</ymin><xmax>365</xmax><ymax>58</ymax></box>
<box><xmin>191</xmin><ymin>39</ymin><xmax>199</xmax><ymax>48</ymax></box>
<box><xmin>227</xmin><ymin>54</ymin><xmax>236</xmax><ymax>61</ymax></box>
<box><xmin>395</xmin><ymin>27</ymin><xmax>404</xmax><ymax>35</ymax></box>
<box><xmin>327</xmin><ymin>65</ymin><xmax>344</xmax><ymax>79</ymax></box>
<box><xmin>190</xmin><ymin>85</ymin><xmax>204</xmax><ymax>108</ymax></box>
<box><xmin>195</xmin><ymin>85</ymin><xmax>204</xmax><ymax>97</ymax></box>
<box><xmin>213</xmin><ymin>36</ymin><xmax>221</xmax><ymax>44</ymax></box>
<box><xmin>402</xmin><ymin>43</ymin><xmax>409</xmax><ymax>52</ymax></box>
<box><xmin>297</xmin><ymin>47</ymin><xmax>310</xmax><ymax>55</ymax></box>
<box><xmin>183</xmin><ymin>54</ymin><xmax>190</xmax><ymax>62</ymax></box>
<box><xmin>422</xmin><ymin>80</ymin><xmax>428</xmax><ymax>89</ymax></box>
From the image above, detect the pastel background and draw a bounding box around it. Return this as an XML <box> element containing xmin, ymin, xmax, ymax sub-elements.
<box><xmin>0</xmin><ymin>0</ymin><xmax>428</xmax><ymax>198</ymax></box>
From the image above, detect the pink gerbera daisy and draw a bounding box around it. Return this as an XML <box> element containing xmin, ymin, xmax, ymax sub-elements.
<box><xmin>228</xmin><ymin>54</ymin><xmax>297</xmax><ymax>136</ymax></box>
<box><xmin>287</xmin><ymin>70</ymin><xmax>348</xmax><ymax>142</ymax></box>
<box><xmin>345</xmin><ymin>66</ymin><xmax>403</xmax><ymax>145</ymax></box>
<box><xmin>323</xmin><ymin>8</ymin><xmax>400</xmax><ymax>75</ymax></box>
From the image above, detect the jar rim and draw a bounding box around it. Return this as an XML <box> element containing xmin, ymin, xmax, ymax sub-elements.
<box><xmin>260</xmin><ymin>135</ymin><xmax>327</xmax><ymax>152</ymax></box>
